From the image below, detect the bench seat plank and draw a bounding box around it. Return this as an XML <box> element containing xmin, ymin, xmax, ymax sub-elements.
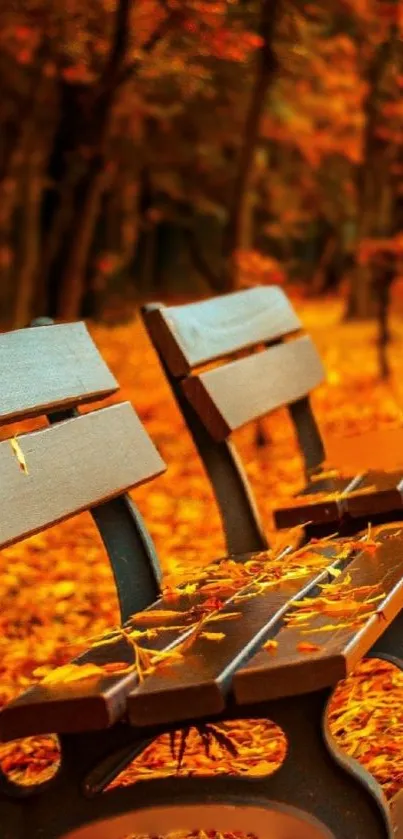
<box><xmin>234</xmin><ymin>526</ymin><xmax>403</xmax><ymax>705</ymax></box>
<box><xmin>0</xmin><ymin>588</ymin><xmax>213</xmax><ymax>740</ymax></box>
<box><xmin>274</xmin><ymin>473</ymin><xmax>362</xmax><ymax>529</ymax></box>
<box><xmin>0</xmin><ymin>403</ymin><xmax>165</xmax><ymax>549</ymax></box>
<box><xmin>0</xmin><ymin>322</ymin><xmax>118</xmax><ymax>424</ymax></box>
<box><xmin>345</xmin><ymin>470</ymin><xmax>403</xmax><ymax>518</ymax></box>
<box><xmin>274</xmin><ymin>471</ymin><xmax>403</xmax><ymax>530</ymax></box>
<box><xmin>182</xmin><ymin>335</ymin><xmax>325</xmax><ymax>441</ymax></box>
<box><xmin>127</xmin><ymin>545</ymin><xmax>346</xmax><ymax>727</ymax></box>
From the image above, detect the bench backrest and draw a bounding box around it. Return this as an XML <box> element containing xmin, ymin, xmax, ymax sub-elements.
<box><xmin>0</xmin><ymin>322</ymin><xmax>166</xmax><ymax>623</ymax></box>
<box><xmin>142</xmin><ymin>287</ymin><xmax>326</xmax><ymax>555</ymax></box>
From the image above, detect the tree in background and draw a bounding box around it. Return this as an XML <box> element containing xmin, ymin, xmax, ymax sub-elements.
<box><xmin>0</xmin><ymin>0</ymin><xmax>402</xmax><ymax>332</ymax></box>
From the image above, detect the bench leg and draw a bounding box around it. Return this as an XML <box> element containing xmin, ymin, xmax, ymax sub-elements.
<box><xmin>0</xmin><ymin>763</ymin><xmax>383</xmax><ymax>839</ymax></box>
<box><xmin>244</xmin><ymin>689</ymin><xmax>393</xmax><ymax>839</ymax></box>
<box><xmin>0</xmin><ymin>726</ymin><xmax>156</xmax><ymax>839</ymax></box>
<box><xmin>0</xmin><ymin>690</ymin><xmax>394</xmax><ymax>839</ymax></box>
<box><xmin>368</xmin><ymin>607</ymin><xmax>403</xmax><ymax>671</ymax></box>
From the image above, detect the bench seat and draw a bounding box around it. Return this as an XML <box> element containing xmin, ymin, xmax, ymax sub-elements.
<box><xmin>273</xmin><ymin>468</ymin><xmax>403</xmax><ymax>531</ymax></box>
<box><xmin>2</xmin><ymin>523</ymin><xmax>402</xmax><ymax>739</ymax></box>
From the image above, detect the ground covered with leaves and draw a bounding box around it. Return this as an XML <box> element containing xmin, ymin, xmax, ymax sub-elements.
<box><xmin>1</xmin><ymin>297</ymin><xmax>403</xmax><ymax>820</ymax></box>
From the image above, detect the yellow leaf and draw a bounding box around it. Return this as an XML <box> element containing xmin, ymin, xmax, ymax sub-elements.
<box><xmin>53</xmin><ymin>581</ymin><xmax>75</xmax><ymax>599</ymax></box>
<box><xmin>263</xmin><ymin>639</ymin><xmax>278</xmax><ymax>653</ymax></box>
<box><xmin>201</xmin><ymin>631</ymin><xmax>226</xmax><ymax>641</ymax></box>
<box><xmin>327</xmin><ymin>566</ymin><xmax>342</xmax><ymax>578</ymax></box>
<box><xmin>10</xmin><ymin>437</ymin><xmax>28</xmax><ymax>475</ymax></box>
<box><xmin>41</xmin><ymin>663</ymin><xmax>104</xmax><ymax>685</ymax></box>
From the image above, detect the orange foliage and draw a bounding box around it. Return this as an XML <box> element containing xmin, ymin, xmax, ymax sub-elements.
<box><xmin>1</xmin><ymin>297</ymin><xmax>403</xmax><ymax>807</ymax></box>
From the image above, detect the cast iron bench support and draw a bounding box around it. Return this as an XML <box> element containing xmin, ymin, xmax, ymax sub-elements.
<box><xmin>0</xmin><ymin>689</ymin><xmax>395</xmax><ymax>839</ymax></box>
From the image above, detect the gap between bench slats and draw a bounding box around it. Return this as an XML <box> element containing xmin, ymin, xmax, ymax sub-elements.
<box><xmin>0</xmin><ymin>402</ymin><xmax>165</xmax><ymax>549</ymax></box>
<box><xmin>182</xmin><ymin>334</ymin><xmax>325</xmax><ymax>441</ymax></box>
<box><xmin>0</xmin><ymin>322</ymin><xmax>118</xmax><ymax>424</ymax></box>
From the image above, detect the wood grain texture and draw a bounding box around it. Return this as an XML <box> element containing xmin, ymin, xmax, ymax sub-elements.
<box><xmin>234</xmin><ymin>526</ymin><xmax>403</xmax><ymax>705</ymax></box>
<box><xmin>127</xmin><ymin>545</ymin><xmax>344</xmax><ymax>727</ymax></box>
<box><xmin>144</xmin><ymin>287</ymin><xmax>302</xmax><ymax>376</ymax></box>
<box><xmin>0</xmin><ymin>322</ymin><xmax>118</xmax><ymax>423</ymax></box>
<box><xmin>0</xmin><ymin>403</ymin><xmax>165</xmax><ymax>549</ymax></box>
<box><xmin>182</xmin><ymin>335</ymin><xmax>325</xmax><ymax>441</ymax></box>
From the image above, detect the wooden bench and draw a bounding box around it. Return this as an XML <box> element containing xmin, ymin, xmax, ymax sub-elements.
<box><xmin>142</xmin><ymin>287</ymin><xmax>403</xmax><ymax>546</ymax></box>
<box><xmin>0</xmin><ymin>320</ymin><xmax>402</xmax><ymax>839</ymax></box>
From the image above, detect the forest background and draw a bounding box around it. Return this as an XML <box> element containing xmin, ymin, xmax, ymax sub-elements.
<box><xmin>0</xmin><ymin>0</ymin><xmax>402</xmax><ymax>335</ymax></box>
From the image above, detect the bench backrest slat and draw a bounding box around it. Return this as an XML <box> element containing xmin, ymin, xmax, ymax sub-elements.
<box><xmin>0</xmin><ymin>322</ymin><xmax>118</xmax><ymax>423</ymax></box>
<box><xmin>183</xmin><ymin>335</ymin><xmax>325</xmax><ymax>441</ymax></box>
<box><xmin>0</xmin><ymin>402</ymin><xmax>165</xmax><ymax>550</ymax></box>
<box><xmin>143</xmin><ymin>288</ymin><xmax>325</xmax><ymax>555</ymax></box>
<box><xmin>149</xmin><ymin>286</ymin><xmax>302</xmax><ymax>375</ymax></box>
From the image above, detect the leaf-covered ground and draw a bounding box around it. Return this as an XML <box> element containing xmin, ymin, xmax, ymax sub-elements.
<box><xmin>0</xmin><ymin>297</ymin><xmax>402</xmax><ymax>811</ymax></box>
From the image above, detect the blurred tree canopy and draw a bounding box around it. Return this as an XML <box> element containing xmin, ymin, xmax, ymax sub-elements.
<box><xmin>0</xmin><ymin>0</ymin><xmax>402</xmax><ymax>327</ymax></box>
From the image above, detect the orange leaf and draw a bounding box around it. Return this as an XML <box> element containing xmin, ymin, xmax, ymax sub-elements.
<box><xmin>131</xmin><ymin>610</ymin><xmax>185</xmax><ymax>625</ymax></box>
<box><xmin>297</xmin><ymin>642</ymin><xmax>321</xmax><ymax>653</ymax></box>
<box><xmin>263</xmin><ymin>639</ymin><xmax>278</xmax><ymax>654</ymax></box>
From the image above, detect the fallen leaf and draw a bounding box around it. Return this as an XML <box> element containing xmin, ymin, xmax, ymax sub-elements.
<box><xmin>297</xmin><ymin>642</ymin><xmax>321</xmax><ymax>653</ymax></box>
<box><xmin>9</xmin><ymin>437</ymin><xmax>28</xmax><ymax>475</ymax></box>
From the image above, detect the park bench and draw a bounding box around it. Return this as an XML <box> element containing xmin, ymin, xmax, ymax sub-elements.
<box><xmin>0</xmin><ymin>320</ymin><xmax>402</xmax><ymax>839</ymax></box>
<box><xmin>142</xmin><ymin>286</ymin><xmax>403</xmax><ymax>549</ymax></box>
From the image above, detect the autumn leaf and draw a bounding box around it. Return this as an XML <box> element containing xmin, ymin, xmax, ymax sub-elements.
<box><xmin>200</xmin><ymin>631</ymin><xmax>226</xmax><ymax>641</ymax></box>
<box><xmin>9</xmin><ymin>437</ymin><xmax>28</xmax><ymax>475</ymax></box>
<box><xmin>39</xmin><ymin>663</ymin><xmax>104</xmax><ymax>685</ymax></box>
<box><xmin>297</xmin><ymin>642</ymin><xmax>321</xmax><ymax>653</ymax></box>
<box><xmin>263</xmin><ymin>639</ymin><xmax>278</xmax><ymax>654</ymax></box>
<box><xmin>131</xmin><ymin>609</ymin><xmax>186</xmax><ymax>625</ymax></box>
<box><xmin>101</xmin><ymin>662</ymin><xmax>134</xmax><ymax>675</ymax></box>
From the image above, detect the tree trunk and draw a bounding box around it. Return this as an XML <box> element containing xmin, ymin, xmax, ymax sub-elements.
<box><xmin>221</xmin><ymin>0</ymin><xmax>281</xmax><ymax>291</ymax></box>
<box><xmin>345</xmin><ymin>24</ymin><xmax>398</xmax><ymax>319</ymax></box>
<box><xmin>51</xmin><ymin>0</ymin><xmax>178</xmax><ymax>320</ymax></box>
<box><xmin>56</xmin><ymin>158</ymin><xmax>111</xmax><ymax>319</ymax></box>
<box><xmin>184</xmin><ymin>0</ymin><xmax>282</xmax><ymax>295</ymax></box>
<box><xmin>13</xmin><ymin>153</ymin><xmax>43</xmax><ymax>326</ymax></box>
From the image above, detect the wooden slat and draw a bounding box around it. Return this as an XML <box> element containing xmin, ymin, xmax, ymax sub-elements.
<box><xmin>144</xmin><ymin>287</ymin><xmax>302</xmax><ymax>376</ymax></box>
<box><xmin>234</xmin><ymin>526</ymin><xmax>403</xmax><ymax>705</ymax></box>
<box><xmin>0</xmin><ymin>403</ymin><xmax>165</xmax><ymax>549</ymax></box>
<box><xmin>127</xmin><ymin>545</ymin><xmax>345</xmax><ymax>727</ymax></box>
<box><xmin>182</xmin><ymin>335</ymin><xmax>325</xmax><ymax>441</ymax></box>
<box><xmin>0</xmin><ymin>322</ymin><xmax>118</xmax><ymax>423</ymax></box>
<box><xmin>344</xmin><ymin>470</ymin><xmax>403</xmax><ymax>519</ymax></box>
<box><xmin>274</xmin><ymin>474</ymin><xmax>361</xmax><ymax>529</ymax></box>
<box><xmin>0</xmin><ymin>637</ymin><xmax>138</xmax><ymax>740</ymax></box>
<box><xmin>273</xmin><ymin>470</ymin><xmax>403</xmax><ymax>530</ymax></box>
<box><xmin>0</xmin><ymin>585</ymin><xmax>232</xmax><ymax>739</ymax></box>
